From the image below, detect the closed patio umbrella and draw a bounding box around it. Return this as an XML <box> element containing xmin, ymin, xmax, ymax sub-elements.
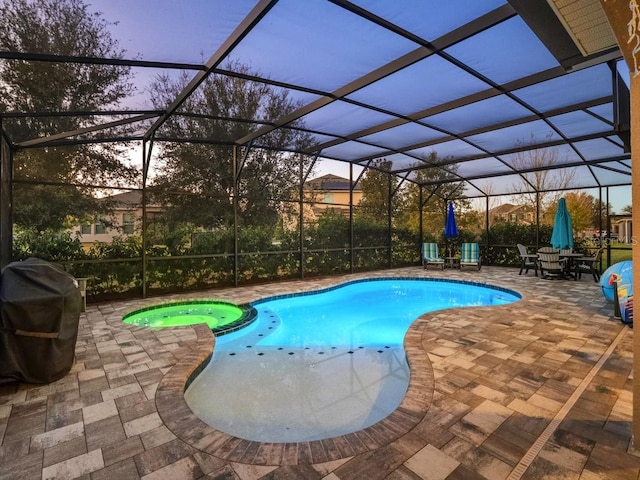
<box><xmin>550</xmin><ymin>197</ymin><xmax>573</xmax><ymax>250</ymax></box>
<box><xmin>444</xmin><ymin>202</ymin><xmax>458</xmax><ymax>257</ymax></box>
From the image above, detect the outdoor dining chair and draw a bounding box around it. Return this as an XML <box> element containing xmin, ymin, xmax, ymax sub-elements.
<box><xmin>422</xmin><ymin>242</ymin><xmax>445</xmax><ymax>270</ymax></box>
<box><xmin>517</xmin><ymin>244</ymin><xmax>538</xmax><ymax>276</ymax></box>
<box><xmin>574</xmin><ymin>248</ymin><xmax>603</xmax><ymax>282</ymax></box>
<box><xmin>537</xmin><ymin>247</ymin><xmax>566</xmax><ymax>279</ymax></box>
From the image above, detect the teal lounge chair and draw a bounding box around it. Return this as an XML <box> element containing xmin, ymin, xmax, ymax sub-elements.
<box><xmin>460</xmin><ymin>243</ymin><xmax>481</xmax><ymax>270</ymax></box>
<box><xmin>422</xmin><ymin>242</ymin><xmax>444</xmax><ymax>270</ymax></box>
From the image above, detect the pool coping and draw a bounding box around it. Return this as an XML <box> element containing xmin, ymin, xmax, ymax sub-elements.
<box><xmin>153</xmin><ymin>277</ymin><xmax>515</xmax><ymax>465</ymax></box>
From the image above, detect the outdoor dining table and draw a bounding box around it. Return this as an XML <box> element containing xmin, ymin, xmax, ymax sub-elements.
<box><xmin>559</xmin><ymin>252</ymin><xmax>583</xmax><ymax>279</ymax></box>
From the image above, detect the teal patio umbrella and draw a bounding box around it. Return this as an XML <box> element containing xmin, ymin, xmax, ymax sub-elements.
<box><xmin>550</xmin><ymin>197</ymin><xmax>573</xmax><ymax>250</ymax></box>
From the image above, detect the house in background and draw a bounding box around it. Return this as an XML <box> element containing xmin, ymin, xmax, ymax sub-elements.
<box><xmin>611</xmin><ymin>214</ymin><xmax>632</xmax><ymax>243</ymax></box>
<box><xmin>489</xmin><ymin>203</ymin><xmax>535</xmax><ymax>225</ymax></box>
<box><xmin>304</xmin><ymin>174</ymin><xmax>363</xmax><ymax>220</ymax></box>
<box><xmin>71</xmin><ymin>191</ymin><xmax>163</xmax><ymax>246</ymax></box>
<box><xmin>72</xmin><ymin>174</ymin><xmax>363</xmax><ymax>245</ymax></box>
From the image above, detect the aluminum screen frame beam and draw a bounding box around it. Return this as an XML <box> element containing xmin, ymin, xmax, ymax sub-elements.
<box><xmin>142</xmin><ymin>0</ymin><xmax>279</xmax><ymax>143</ymax></box>
<box><xmin>16</xmin><ymin>113</ymin><xmax>158</xmax><ymax>148</ymax></box>
<box><xmin>234</xmin><ymin>4</ymin><xmax>517</xmax><ymax>147</ymax></box>
<box><xmin>0</xmin><ymin>121</ymin><xmax>12</xmax><ymax>269</ymax></box>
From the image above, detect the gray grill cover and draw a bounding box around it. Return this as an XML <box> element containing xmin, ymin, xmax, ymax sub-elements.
<box><xmin>0</xmin><ymin>258</ymin><xmax>81</xmax><ymax>383</ymax></box>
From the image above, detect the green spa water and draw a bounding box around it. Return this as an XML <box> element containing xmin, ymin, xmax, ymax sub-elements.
<box><xmin>122</xmin><ymin>300</ymin><xmax>249</xmax><ymax>331</ymax></box>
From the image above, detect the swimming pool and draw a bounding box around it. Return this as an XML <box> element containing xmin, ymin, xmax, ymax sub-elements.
<box><xmin>184</xmin><ymin>278</ymin><xmax>519</xmax><ymax>443</ymax></box>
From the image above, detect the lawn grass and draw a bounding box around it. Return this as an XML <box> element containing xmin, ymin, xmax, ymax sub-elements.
<box><xmin>604</xmin><ymin>243</ymin><xmax>632</xmax><ymax>269</ymax></box>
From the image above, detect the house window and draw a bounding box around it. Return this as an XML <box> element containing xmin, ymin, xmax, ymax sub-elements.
<box><xmin>123</xmin><ymin>213</ymin><xmax>134</xmax><ymax>234</ymax></box>
<box><xmin>80</xmin><ymin>224</ymin><xmax>92</xmax><ymax>235</ymax></box>
<box><xmin>322</xmin><ymin>193</ymin><xmax>334</xmax><ymax>204</ymax></box>
<box><xmin>95</xmin><ymin>220</ymin><xmax>106</xmax><ymax>234</ymax></box>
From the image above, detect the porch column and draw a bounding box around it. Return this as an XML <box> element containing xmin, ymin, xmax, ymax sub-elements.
<box><xmin>600</xmin><ymin>0</ymin><xmax>640</xmax><ymax>447</ymax></box>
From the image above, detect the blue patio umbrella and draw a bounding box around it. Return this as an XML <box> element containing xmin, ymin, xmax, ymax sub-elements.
<box><xmin>444</xmin><ymin>202</ymin><xmax>458</xmax><ymax>257</ymax></box>
<box><xmin>550</xmin><ymin>197</ymin><xmax>574</xmax><ymax>250</ymax></box>
<box><xmin>444</xmin><ymin>202</ymin><xmax>458</xmax><ymax>238</ymax></box>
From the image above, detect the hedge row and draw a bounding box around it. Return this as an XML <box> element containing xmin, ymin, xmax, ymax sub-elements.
<box><xmin>14</xmin><ymin>220</ymin><xmax>587</xmax><ymax>302</ymax></box>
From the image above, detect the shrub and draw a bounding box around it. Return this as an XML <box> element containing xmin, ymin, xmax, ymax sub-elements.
<box><xmin>480</xmin><ymin>224</ymin><xmax>553</xmax><ymax>266</ymax></box>
<box><xmin>12</xmin><ymin>228</ymin><xmax>86</xmax><ymax>262</ymax></box>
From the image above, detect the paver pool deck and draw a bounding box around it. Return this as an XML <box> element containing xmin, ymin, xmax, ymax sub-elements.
<box><xmin>0</xmin><ymin>266</ymin><xmax>636</xmax><ymax>479</ymax></box>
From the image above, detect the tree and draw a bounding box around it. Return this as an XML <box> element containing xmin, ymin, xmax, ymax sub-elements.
<box><xmin>147</xmin><ymin>63</ymin><xmax>314</xmax><ymax>230</ymax></box>
<box><xmin>398</xmin><ymin>152</ymin><xmax>471</xmax><ymax>236</ymax></box>
<box><xmin>590</xmin><ymin>197</ymin><xmax>611</xmax><ymax>232</ymax></box>
<box><xmin>470</xmin><ymin>182</ymin><xmax>506</xmax><ymax>230</ymax></box>
<box><xmin>509</xmin><ymin>133</ymin><xmax>576</xmax><ymax>222</ymax></box>
<box><xmin>0</xmin><ymin>0</ymin><xmax>139</xmax><ymax>231</ymax></box>
<box><xmin>561</xmin><ymin>191</ymin><xmax>597</xmax><ymax>233</ymax></box>
<box><xmin>358</xmin><ymin>159</ymin><xmax>397</xmax><ymax>220</ymax></box>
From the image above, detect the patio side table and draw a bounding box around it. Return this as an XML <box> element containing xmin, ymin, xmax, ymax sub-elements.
<box><xmin>445</xmin><ymin>257</ymin><xmax>460</xmax><ymax>269</ymax></box>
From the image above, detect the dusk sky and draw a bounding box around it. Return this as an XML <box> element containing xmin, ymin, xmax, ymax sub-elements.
<box><xmin>82</xmin><ymin>0</ymin><xmax>632</xmax><ymax>211</ymax></box>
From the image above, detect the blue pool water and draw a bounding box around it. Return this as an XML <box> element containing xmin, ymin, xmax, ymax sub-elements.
<box><xmin>184</xmin><ymin>278</ymin><xmax>519</xmax><ymax>443</ymax></box>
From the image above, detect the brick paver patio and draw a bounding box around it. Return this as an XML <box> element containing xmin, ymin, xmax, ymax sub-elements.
<box><xmin>0</xmin><ymin>266</ymin><xmax>636</xmax><ymax>479</ymax></box>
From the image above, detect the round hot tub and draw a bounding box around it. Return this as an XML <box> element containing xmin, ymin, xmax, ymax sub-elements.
<box><xmin>122</xmin><ymin>300</ymin><xmax>257</xmax><ymax>335</ymax></box>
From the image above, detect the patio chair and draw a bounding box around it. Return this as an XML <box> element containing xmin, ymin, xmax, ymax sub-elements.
<box><xmin>460</xmin><ymin>243</ymin><xmax>481</xmax><ymax>270</ymax></box>
<box><xmin>574</xmin><ymin>247</ymin><xmax>602</xmax><ymax>282</ymax></box>
<box><xmin>517</xmin><ymin>244</ymin><xmax>538</xmax><ymax>276</ymax></box>
<box><xmin>537</xmin><ymin>247</ymin><xmax>566</xmax><ymax>279</ymax></box>
<box><xmin>422</xmin><ymin>242</ymin><xmax>444</xmax><ymax>270</ymax></box>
